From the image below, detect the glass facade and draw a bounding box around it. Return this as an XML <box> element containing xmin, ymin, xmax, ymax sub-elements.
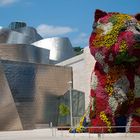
<box><xmin>58</xmin><ymin>90</ymin><xmax>85</xmax><ymax>126</ymax></box>
<box><xmin>9</xmin><ymin>22</ymin><xmax>27</xmax><ymax>30</ymax></box>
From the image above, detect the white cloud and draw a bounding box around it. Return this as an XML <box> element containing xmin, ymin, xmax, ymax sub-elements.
<box><xmin>0</xmin><ymin>26</ymin><xmax>2</xmax><ymax>29</ymax></box>
<box><xmin>0</xmin><ymin>0</ymin><xmax>18</xmax><ymax>6</ymax></box>
<box><xmin>72</xmin><ymin>33</ymin><xmax>89</xmax><ymax>47</ymax></box>
<box><xmin>36</xmin><ymin>24</ymin><xmax>77</xmax><ymax>37</ymax></box>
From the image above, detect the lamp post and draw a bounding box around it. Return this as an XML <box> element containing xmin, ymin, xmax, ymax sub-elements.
<box><xmin>68</xmin><ymin>81</ymin><xmax>73</xmax><ymax>127</ymax></box>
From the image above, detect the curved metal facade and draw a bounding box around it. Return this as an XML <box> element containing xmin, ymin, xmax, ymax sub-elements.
<box><xmin>0</xmin><ymin>24</ymin><xmax>49</xmax><ymax>64</ymax></box>
<box><xmin>0</xmin><ymin>44</ymin><xmax>50</xmax><ymax>64</ymax></box>
<box><xmin>0</xmin><ymin>22</ymin><xmax>84</xmax><ymax>131</ymax></box>
<box><xmin>1</xmin><ymin>60</ymin><xmax>72</xmax><ymax>129</ymax></box>
<box><xmin>0</xmin><ymin>24</ymin><xmax>75</xmax><ymax>64</ymax></box>
<box><xmin>0</xmin><ymin>27</ymin><xmax>42</xmax><ymax>44</ymax></box>
<box><xmin>14</xmin><ymin>27</ymin><xmax>42</xmax><ymax>42</ymax></box>
<box><xmin>32</xmin><ymin>37</ymin><xmax>75</xmax><ymax>63</ymax></box>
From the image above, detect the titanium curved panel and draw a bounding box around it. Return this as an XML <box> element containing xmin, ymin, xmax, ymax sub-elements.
<box><xmin>0</xmin><ymin>62</ymin><xmax>23</xmax><ymax>130</ymax></box>
<box><xmin>0</xmin><ymin>29</ymin><xmax>30</xmax><ymax>44</ymax></box>
<box><xmin>14</xmin><ymin>27</ymin><xmax>42</xmax><ymax>42</ymax></box>
<box><xmin>2</xmin><ymin>61</ymin><xmax>36</xmax><ymax>129</ymax></box>
<box><xmin>32</xmin><ymin>37</ymin><xmax>75</xmax><ymax>63</ymax></box>
<box><xmin>0</xmin><ymin>28</ymin><xmax>42</xmax><ymax>44</ymax></box>
<box><xmin>2</xmin><ymin>60</ymin><xmax>72</xmax><ymax>127</ymax></box>
<box><xmin>0</xmin><ymin>44</ymin><xmax>50</xmax><ymax>64</ymax></box>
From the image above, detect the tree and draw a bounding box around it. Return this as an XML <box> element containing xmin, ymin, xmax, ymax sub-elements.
<box><xmin>73</xmin><ymin>47</ymin><xmax>83</xmax><ymax>55</ymax></box>
<box><xmin>59</xmin><ymin>103</ymin><xmax>70</xmax><ymax>116</ymax></box>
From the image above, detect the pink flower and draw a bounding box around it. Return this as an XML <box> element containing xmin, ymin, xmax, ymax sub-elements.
<box><xmin>99</xmin><ymin>14</ymin><xmax>113</xmax><ymax>23</ymax></box>
<box><xmin>90</xmin><ymin>89</ymin><xmax>96</xmax><ymax>97</ymax></box>
<box><xmin>112</xmin><ymin>43</ymin><xmax>120</xmax><ymax>55</ymax></box>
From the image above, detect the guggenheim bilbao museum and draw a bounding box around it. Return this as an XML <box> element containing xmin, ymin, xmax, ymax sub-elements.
<box><xmin>0</xmin><ymin>21</ymin><xmax>93</xmax><ymax>131</ymax></box>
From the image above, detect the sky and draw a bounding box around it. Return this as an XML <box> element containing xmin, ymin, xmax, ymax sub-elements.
<box><xmin>0</xmin><ymin>0</ymin><xmax>140</xmax><ymax>47</ymax></box>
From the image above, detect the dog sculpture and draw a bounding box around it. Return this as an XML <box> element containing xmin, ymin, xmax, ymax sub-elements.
<box><xmin>71</xmin><ymin>9</ymin><xmax>140</xmax><ymax>133</ymax></box>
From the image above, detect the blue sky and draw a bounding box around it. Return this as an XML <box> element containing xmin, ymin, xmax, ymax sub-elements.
<box><xmin>0</xmin><ymin>0</ymin><xmax>140</xmax><ymax>47</ymax></box>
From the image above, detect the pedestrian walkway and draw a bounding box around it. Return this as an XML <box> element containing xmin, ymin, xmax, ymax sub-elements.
<box><xmin>0</xmin><ymin>128</ymin><xmax>140</xmax><ymax>140</ymax></box>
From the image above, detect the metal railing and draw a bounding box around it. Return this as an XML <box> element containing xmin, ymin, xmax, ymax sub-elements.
<box><xmin>48</xmin><ymin>125</ymin><xmax>140</xmax><ymax>139</ymax></box>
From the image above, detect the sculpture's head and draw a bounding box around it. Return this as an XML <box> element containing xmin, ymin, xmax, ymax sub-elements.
<box><xmin>89</xmin><ymin>9</ymin><xmax>140</xmax><ymax>66</ymax></box>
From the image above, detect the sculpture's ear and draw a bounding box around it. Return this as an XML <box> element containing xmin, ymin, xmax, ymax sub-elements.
<box><xmin>95</xmin><ymin>9</ymin><xmax>107</xmax><ymax>22</ymax></box>
<box><xmin>135</xmin><ymin>13</ymin><xmax>140</xmax><ymax>21</ymax></box>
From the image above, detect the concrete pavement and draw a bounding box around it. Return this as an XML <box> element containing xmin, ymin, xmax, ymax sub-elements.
<box><xmin>0</xmin><ymin>128</ymin><xmax>140</xmax><ymax>140</ymax></box>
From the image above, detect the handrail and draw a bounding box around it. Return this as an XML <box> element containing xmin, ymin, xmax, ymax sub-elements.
<box><xmin>53</xmin><ymin>125</ymin><xmax>140</xmax><ymax>128</ymax></box>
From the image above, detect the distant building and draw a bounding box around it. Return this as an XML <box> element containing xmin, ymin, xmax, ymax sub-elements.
<box><xmin>57</xmin><ymin>47</ymin><xmax>96</xmax><ymax>108</ymax></box>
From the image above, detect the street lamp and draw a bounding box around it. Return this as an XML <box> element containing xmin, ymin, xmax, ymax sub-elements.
<box><xmin>68</xmin><ymin>81</ymin><xmax>73</xmax><ymax>127</ymax></box>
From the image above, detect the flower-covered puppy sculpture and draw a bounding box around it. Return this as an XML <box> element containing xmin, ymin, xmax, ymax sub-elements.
<box><xmin>89</xmin><ymin>9</ymin><xmax>140</xmax><ymax>133</ymax></box>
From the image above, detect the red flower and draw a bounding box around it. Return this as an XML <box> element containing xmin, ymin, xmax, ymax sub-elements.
<box><xmin>99</xmin><ymin>14</ymin><xmax>113</xmax><ymax>23</ymax></box>
<box><xmin>90</xmin><ymin>89</ymin><xmax>96</xmax><ymax>97</ymax></box>
<box><xmin>89</xmin><ymin>116</ymin><xmax>108</xmax><ymax>133</ymax></box>
<box><xmin>130</xmin><ymin>116</ymin><xmax>140</xmax><ymax>132</ymax></box>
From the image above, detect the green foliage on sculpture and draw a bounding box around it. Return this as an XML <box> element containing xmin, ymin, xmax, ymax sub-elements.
<box><xmin>70</xmin><ymin>9</ymin><xmax>140</xmax><ymax>133</ymax></box>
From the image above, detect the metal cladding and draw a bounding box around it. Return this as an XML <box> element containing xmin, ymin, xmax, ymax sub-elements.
<box><xmin>0</xmin><ymin>22</ymin><xmax>75</xmax><ymax>64</ymax></box>
<box><xmin>0</xmin><ymin>27</ymin><xmax>42</xmax><ymax>44</ymax></box>
<box><xmin>1</xmin><ymin>60</ymin><xmax>72</xmax><ymax>128</ymax></box>
<box><xmin>0</xmin><ymin>28</ymin><xmax>29</xmax><ymax>44</ymax></box>
<box><xmin>0</xmin><ymin>44</ymin><xmax>50</xmax><ymax>64</ymax></box>
<box><xmin>32</xmin><ymin>37</ymin><xmax>75</xmax><ymax>63</ymax></box>
<box><xmin>0</xmin><ymin>22</ymin><xmax>50</xmax><ymax>64</ymax></box>
<box><xmin>0</xmin><ymin>22</ymin><xmax>84</xmax><ymax>130</ymax></box>
<box><xmin>0</xmin><ymin>62</ymin><xmax>23</xmax><ymax>131</ymax></box>
<box><xmin>14</xmin><ymin>27</ymin><xmax>42</xmax><ymax>42</ymax></box>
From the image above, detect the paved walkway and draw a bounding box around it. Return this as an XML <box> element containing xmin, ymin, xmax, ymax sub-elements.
<box><xmin>0</xmin><ymin>129</ymin><xmax>140</xmax><ymax>140</ymax></box>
